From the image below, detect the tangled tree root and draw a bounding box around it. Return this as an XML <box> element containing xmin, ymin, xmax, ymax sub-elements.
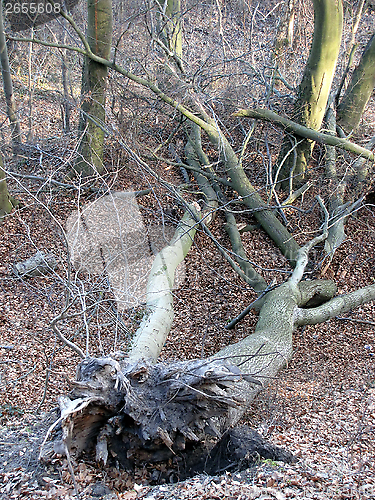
<box><xmin>39</xmin><ymin>356</ymin><xmax>293</xmax><ymax>478</ymax></box>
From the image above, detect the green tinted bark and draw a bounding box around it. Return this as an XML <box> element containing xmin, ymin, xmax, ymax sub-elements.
<box><xmin>277</xmin><ymin>0</ymin><xmax>343</xmax><ymax>189</ymax></box>
<box><xmin>337</xmin><ymin>33</ymin><xmax>375</xmax><ymax>132</ymax></box>
<box><xmin>156</xmin><ymin>0</ymin><xmax>182</xmax><ymax>62</ymax></box>
<box><xmin>0</xmin><ymin>4</ymin><xmax>21</xmax><ymax>150</ymax></box>
<box><xmin>0</xmin><ymin>155</ymin><xmax>12</xmax><ymax>221</ymax></box>
<box><xmin>75</xmin><ymin>0</ymin><xmax>112</xmax><ymax>176</ymax></box>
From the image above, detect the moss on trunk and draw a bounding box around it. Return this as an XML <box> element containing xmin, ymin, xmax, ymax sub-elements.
<box><xmin>75</xmin><ymin>0</ymin><xmax>112</xmax><ymax>176</ymax></box>
<box><xmin>0</xmin><ymin>4</ymin><xmax>21</xmax><ymax>150</ymax></box>
<box><xmin>337</xmin><ymin>33</ymin><xmax>375</xmax><ymax>133</ymax></box>
<box><xmin>277</xmin><ymin>0</ymin><xmax>343</xmax><ymax>189</ymax></box>
<box><xmin>0</xmin><ymin>156</ymin><xmax>12</xmax><ymax>221</ymax></box>
<box><xmin>156</xmin><ymin>0</ymin><xmax>182</xmax><ymax>62</ymax></box>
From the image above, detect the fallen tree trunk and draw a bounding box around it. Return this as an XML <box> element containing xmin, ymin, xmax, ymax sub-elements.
<box><xmin>127</xmin><ymin>205</ymin><xmax>200</xmax><ymax>362</ymax></box>
<box><xmin>13</xmin><ymin>251</ymin><xmax>57</xmax><ymax>278</ymax></box>
<box><xmin>26</xmin><ymin>11</ymin><xmax>375</xmax><ymax>477</ymax></box>
<box><xmin>41</xmin><ymin>199</ymin><xmax>375</xmax><ymax>475</ymax></box>
<box><xmin>323</xmin><ymin>106</ymin><xmax>348</xmax><ymax>264</ymax></box>
<box><xmin>185</xmin><ymin>122</ymin><xmax>268</xmax><ymax>294</ymax></box>
<box><xmin>42</xmin><ymin>273</ymin><xmax>375</xmax><ymax>471</ymax></box>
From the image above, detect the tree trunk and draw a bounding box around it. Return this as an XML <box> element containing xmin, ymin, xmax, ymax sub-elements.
<box><xmin>203</xmin><ymin>124</ymin><xmax>301</xmax><ymax>264</ymax></box>
<box><xmin>61</xmin><ymin>54</ymin><xmax>71</xmax><ymax>135</ymax></box>
<box><xmin>335</xmin><ymin>0</ymin><xmax>366</xmax><ymax>104</ymax></box>
<box><xmin>236</xmin><ymin>107</ymin><xmax>374</xmax><ymax>160</ymax></box>
<box><xmin>40</xmin><ymin>196</ymin><xmax>375</xmax><ymax>467</ymax></box>
<box><xmin>156</xmin><ymin>0</ymin><xmax>183</xmax><ymax>65</ymax></box>
<box><xmin>41</xmin><ymin>230</ymin><xmax>375</xmax><ymax>469</ymax></box>
<box><xmin>127</xmin><ymin>207</ymin><xmax>200</xmax><ymax>362</ymax></box>
<box><xmin>74</xmin><ymin>0</ymin><xmax>112</xmax><ymax>176</ymax></box>
<box><xmin>27</xmin><ymin>28</ymin><xmax>34</xmax><ymax>143</ymax></box>
<box><xmin>0</xmin><ymin>3</ymin><xmax>21</xmax><ymax>151</ymax></box>
<box><xmin>273</xmin><ymin>0</ymin><xmax>295</xmax><ymax>62</ymax></box>
<box><xmin>337</xmin><ymin>32</ymin><xmax>375</xmax><ymax>133</ymax></box>
<box><xmin>277</xmin><ymin>0</ymin><xmax>343</xmax><ymax>189</ymax></box>
<box><xmin>0</xmin><ymin>154</ymin><xmax>12</xmax><ymax>221</ymax></box>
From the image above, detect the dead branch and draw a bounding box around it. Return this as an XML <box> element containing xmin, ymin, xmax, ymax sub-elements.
<box><xmin>14</xmin><ymin>251</ymin><xmax>57</xmax><ymax>278</ymax></box>
<box><xmin>235</xmin><ymin>108</ymin><xmax>375</xmax><ymax>160</ymax></box>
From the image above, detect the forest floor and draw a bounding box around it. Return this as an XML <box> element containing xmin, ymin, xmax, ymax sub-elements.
<box><xmin>0</xmin><ymin>133</ymin><xmax>375</xmax><ymax>500</ymax></box>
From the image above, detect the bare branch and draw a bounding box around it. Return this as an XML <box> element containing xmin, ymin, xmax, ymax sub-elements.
<box><xmin>51</xmin><ymin>315</ymin><xmax>85</xmax><ymax>359</ymax></box>
<box><xmin>235</xmin><ymin>108</ymin><xmax>375</xmax><ymax>160</ymax></box>
<box><xmin>288</xmin><ymin>196</ymin><xmax>329</xmax><ymax>286</ymax></box>
<box><xmin>296</xmin><ymin>284</ymin><xmax>375</xmax><ymax>327</ymax></box>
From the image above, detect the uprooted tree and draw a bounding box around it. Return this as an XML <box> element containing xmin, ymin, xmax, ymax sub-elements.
<box><xmin>39</xmin><ymin>193</ymin><xmax>375</xmax><ymax>476</ymax></box>
<box><xmin>5</xmin><ymin>0</ymin><xmax>375</xmax><ymax>479</ymax></box>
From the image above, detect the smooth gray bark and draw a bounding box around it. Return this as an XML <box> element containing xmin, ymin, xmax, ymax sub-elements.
<box><xmin>337</xmin><ymin>32</ymin><xmax>375</xmax><ymax>132</ymax></box>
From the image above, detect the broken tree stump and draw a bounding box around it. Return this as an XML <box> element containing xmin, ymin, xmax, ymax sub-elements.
<box><xmin>14</xmin><ymin>251</ymin><xmax>57</xmax><ymax>278</ymax></box>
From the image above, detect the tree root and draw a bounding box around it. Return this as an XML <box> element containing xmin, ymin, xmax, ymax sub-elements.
<box><xmin>40</xmin><ymin>357</ymin><xmax>262</xmax><ymax>469</ymax></box>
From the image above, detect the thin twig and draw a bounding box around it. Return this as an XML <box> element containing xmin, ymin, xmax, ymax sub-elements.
<box><xmin>239</xmin><ymin>119</ymin><xmax>257</xmax><ymax>167</ymax></box>
<box><xmin>64</xmin><ymin>443</ymin><xmax>80</xmax><ymax>498</ymax></box>
<box><xmin>225</xmin><ymin>290</ymin><xmax>270</xmax><ymax>330</ymax></box>
<box><xmin>336</xmin><ymin>316</ymin><xmax>375</xmax><ymax>327</ymax></box>
<box><xmin>51</xmin><ymin>315</ymin><xmax>85</xmax><ymax>359</ymax></box>
<box><xmin>289</xmin><ymin>196</ymin><xmax>329</xmax><ymax>286</ymax></box>
<box><xmin>7</xmin><ymin>171</ymin><xmax>100</xmax><ymax>192</ymax></box>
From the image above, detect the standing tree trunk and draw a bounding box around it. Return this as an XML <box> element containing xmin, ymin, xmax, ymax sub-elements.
<box><xmin>273</xmin><ymin>0</ymin><xmax>295</xmax><ymax>62</ymax></box>
<box><xmin>337</xmin><ymin>32</ymin><xmax>375</xmax><ymax>133</ymax></box>
<box><xmin>0</xmin><ymin>3</ymin><xmax>21</xmax><ymax>151</ymax></box>
<box><xmin>61</xmin><ymin>53</ymin><xmax>72</xmax><ymax>135</ymax></box>
<box><xmin>277</xmin><ymin>0</ymin><xmax>343</xmax><ymax>190</ymax></box>
<box><xmin>27</xmin><ymin>28</ymin><xmax>34</xmax><ymax>143</ymax></box>
<box><xmin>156</xmin><ymin>0</ymin><xmax>183</xmax><ymax>70</ymax></box>
<box><xmin>60</xmin><ymin>23</ymin><xmax>72</xmax><ymax>136</ymax></box>
<box><xmin>74</xmin><ymin>0</ymin><xmax>112</xmax><ymax>176</ymax></box>
<box><xmin>0</xmin><ymin>154</ymin><xmax>12</xmax><ymax>221</ymax></box>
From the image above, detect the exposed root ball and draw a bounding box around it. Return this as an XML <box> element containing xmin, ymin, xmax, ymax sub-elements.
<box><xmin>40</xmin><ymin>356</ymin><xmax>261</xmax><ymax>468</ymax></box>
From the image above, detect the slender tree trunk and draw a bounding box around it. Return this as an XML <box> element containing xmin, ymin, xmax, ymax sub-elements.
<box><xmin>156</xmin><ymin>0</ymin><xmax>183</xmax><ymax>67</ymax></box>
<box><xmin>0</xmin><ymin>154</ymin><xmax>12</xmax><ymax>221</ymax></box>
<box><xmin>277</xmin><ymin>0</ymin><xmax>343</xmax><ymax>190</ymax></box>
<box><xmin>335</xmin><ymin>0</ymin><xmax>366</xmax><ymax>105</ymax></box>
<box><xmin>337</xmin><ymin>32</ymin><xmax>375</xmax><ymax>133</ymax></box>
<box><xmin>27</xmin><ymin>28</ymin><xmax>34</xmax><ymax>143</ymax></box>
<box><xmin>0</xmin><ymin>3</ymin><xmax>21</xmax><ymax>151</ymax></box>
<box><xmin>61</xmin><ymin>54</ymin><xmax>71</xmax><ymax>135</ymax></box>
<box><xmin>74</xmin><ymin>0</ymin><xmax>112</xmax><ymax>176</ymax></box>
<box><xmin>273</xmin><ymin>0</ymin><xmax>295</xmax><ymax>62</ymax></box>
